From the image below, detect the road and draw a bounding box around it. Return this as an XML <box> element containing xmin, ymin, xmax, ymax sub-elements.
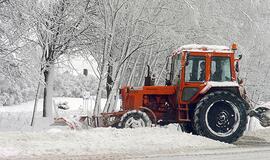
<box><xmin>135</xmin><ymin>135</ymin><xmax>270</xmax><ymax>160</ymax></box>
<box><xmin>139</xmin><ymin>147</ymin><xmax>270</xmax><ymax>160</ymax></box>
<box><xmin>14</xmin><ymin>146</ymin><xmax>270</xmax><ymax>160</ymax></box>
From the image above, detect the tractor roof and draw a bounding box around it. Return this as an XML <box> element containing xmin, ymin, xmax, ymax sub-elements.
<box><xmin>176</xmin><ymin>44</ymin><xmax>232</xmax><ymax>54</ymax></box>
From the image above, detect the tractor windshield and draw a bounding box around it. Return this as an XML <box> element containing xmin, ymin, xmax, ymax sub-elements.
<box><xmin>210</xmin><ymin>57</ymin><xmax>232</xmax><ymax>81</ymax></box>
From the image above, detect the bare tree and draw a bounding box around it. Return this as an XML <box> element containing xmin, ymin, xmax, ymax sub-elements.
<box><xmin>19</xmin><ymin>0</ymin><xmax>95</xmax><ymax>117</ymax></box>
<box><xmin>84</xmin><ymin>0</ymin><xmax>179</xmax><ymax>119</ymax></box>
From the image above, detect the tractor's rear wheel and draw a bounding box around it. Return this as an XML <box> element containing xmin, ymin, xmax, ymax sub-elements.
<box><xmin>119</xmin><ymin>110</ymin><xmax>152</xmax><ymax>128</ymax></box>
<box><xmin>194</xmin><ymin>91</ymin><xmax>247</xmax><ymax>143</ymax></box>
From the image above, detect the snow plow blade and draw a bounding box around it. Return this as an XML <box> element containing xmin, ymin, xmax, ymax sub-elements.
<box><xmin>249</xmin><ymin>107</ymin><xmax>270</xmax><ymax>127</ymax></box>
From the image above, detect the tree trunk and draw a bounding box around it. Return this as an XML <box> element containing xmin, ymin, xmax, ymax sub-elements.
<box><xmin>93</xmin><ymin>59</ymin><xmax>107</xmax><ymax>127</ymax></box>
<box><xmin>42</xmin><ymin>64</ymin><xmax>54</xmax><ymax>118</ymax></box>
<box><xmin>103</xmin><ymin>61</ymin><xmax>128</xmax><ymax>113</ymax></box>
<box><xmin>106</xmin><ymin>62</ymin><xmax>113</xmax><ymax>98</ymax></box>
<box><xmin>93</xmin><ymin>77</ymin><xmax>103</xmax><ymax>116</ymax></box>
<box><xmin>93</xmin><ymin>58</ymin><xmax>107</xmax><ymax>116</ymax></box>
<box><xmin>30</xmin><ymin>82</ymin><xmax>41</xmax><ymax>126</ymax></box>
<box><xmin>103</xmin><ymin>70</ymin><xmax>121</xmax><ymax>113</ymax></box>
<box><xmin>127</xmin><ymin>54</ymin><xmax>140</xmax><ymax>85</ymax></box>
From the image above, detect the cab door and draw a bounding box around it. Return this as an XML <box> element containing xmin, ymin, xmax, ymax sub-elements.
<box><xmin>178</xmin><ymin>53</ymin><xmax>209</xmax><ymax>104</ymax></box>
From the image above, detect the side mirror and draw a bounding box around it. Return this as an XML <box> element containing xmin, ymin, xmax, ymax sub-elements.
<box><xmin>185</xmin><ymin>52</ymin><xmax>190</xmax><ymax>66</ymax></box>
<box><xmin>238</xmin><ymin>54</ymin><xmax>242</xmax><ymax>60</ymax></box>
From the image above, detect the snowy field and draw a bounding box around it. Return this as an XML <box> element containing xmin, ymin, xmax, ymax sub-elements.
<box><xmin>0</xmin><ymin>97</ymin><xmax>270</xmax><ymax>160</ymax></box>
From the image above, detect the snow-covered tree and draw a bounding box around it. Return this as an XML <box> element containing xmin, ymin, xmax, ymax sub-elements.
<box><xmin>19</xmin><ymin>0</ymin><xmax>96</xmax><ymax>117</ymax></box>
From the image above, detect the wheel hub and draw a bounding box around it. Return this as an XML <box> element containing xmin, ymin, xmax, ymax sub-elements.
<box><xmin>216</xmin><ymin>110</ymin><xmax>233</xmax><ymax>132</ymax></box>
<box><xmin>217</xmin><ymin>111</ymin><xmax>229</xmax><ymax>125</ymax></box>
<box><xmin>125</xmin><ymin>117</ymin><xmax>145</xmax><ymax>128</ymax></box>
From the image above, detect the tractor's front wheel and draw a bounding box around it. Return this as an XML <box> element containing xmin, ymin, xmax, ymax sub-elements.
<box><xmin>194</xmin><ymin>91</ymin><xmax>247</xmax><ymax>143</ymax></box>
<box><xmin>119</xmin><ymin>110</ymin><xmax>152</xmax><ymax>128</ymax></box>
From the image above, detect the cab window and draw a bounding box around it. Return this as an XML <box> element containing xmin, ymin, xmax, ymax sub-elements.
<box><xmin>211</xmin><ymin>57</ymin><xmax>231</xmax><ymax>81</ymax></box>
<box><xmin>185</xmin><ymin>56</ymin><xmax>206</xmax><ymax>82</ymax></box>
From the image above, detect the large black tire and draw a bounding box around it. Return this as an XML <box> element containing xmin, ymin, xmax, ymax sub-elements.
<box><xmin>119</xmin><ymin>110</ymin><xmax>152</xmax><ymax>128</ymax></box>
<box><xmin>194</xmin><ymin>91</ymin><xmax>247</xmax><ymax>143</ymax></box>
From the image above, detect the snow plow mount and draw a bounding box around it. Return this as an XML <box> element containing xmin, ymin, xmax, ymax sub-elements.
<box><xmin>92</xmin><ymin>112</ymin><xmax>125</xmax><ymax>127</ymax></box>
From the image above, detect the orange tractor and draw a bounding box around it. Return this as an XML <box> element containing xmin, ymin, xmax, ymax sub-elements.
<box><xmin>100</xmin><ymin>43</ymin><xmax>268</xmax><ymax>143</ymax></box>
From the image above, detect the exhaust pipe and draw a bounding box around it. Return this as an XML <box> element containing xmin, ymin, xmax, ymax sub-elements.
<box><xmin>144</xmin><ymin>65</ymin><xmax>155</xmax><ymax>86</ymax></box>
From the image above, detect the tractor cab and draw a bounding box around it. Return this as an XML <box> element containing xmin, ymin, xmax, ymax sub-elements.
<box><xmin>166</xmin><ymin>44</ymin><xmax>241</xmax><ymax>104</ymax></box>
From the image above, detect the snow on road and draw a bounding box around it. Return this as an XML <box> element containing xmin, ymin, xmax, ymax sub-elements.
<box><xmin>0</xmin><ymin>127</ymin><xmax>233</xmax><ymax>159</ymax></box>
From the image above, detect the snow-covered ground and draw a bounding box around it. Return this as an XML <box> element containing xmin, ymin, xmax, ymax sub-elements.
<box><xmin>0</xmin><ymin>97</ymin><xmax>270</xmax><ymax>159</ymax></box>
<box><xmin>0</xmin><ymin>127</ymin><xmax>234</xmax><ymax>159</ymax></box>
<box><xmin>0</xmin><ymin>97</ymin><xmax>108</xmax><ymax>131</ymax></box>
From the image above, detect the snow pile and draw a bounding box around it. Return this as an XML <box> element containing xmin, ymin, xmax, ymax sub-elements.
<box><xmin>0</xmin><ymin>127</ymin><xmax>233</xmax><ymax>159</ymax></box>
<box><xmin>0</xmin><ymin>98</ymin><xmax>234</xmax><ymax>159</ymax></box>
<box><xmin>246</xmin><ymin>117</ymin><xmax>265</xmax><ymax>132</ymax></box>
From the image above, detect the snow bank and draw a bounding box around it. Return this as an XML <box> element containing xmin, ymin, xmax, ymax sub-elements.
<box><xmin>0</xmin><ymin>127</ymin><xmax>233</xmax><ymax>159</ymax></box>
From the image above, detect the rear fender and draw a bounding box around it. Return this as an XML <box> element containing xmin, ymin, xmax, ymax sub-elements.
<box><xmin>199</xmin><ymin>81</ymin><xmax>240</xmax><ymax>95</ymax></box>
<box><xmin>183</xmin><ymin>82</ymin><xmax>240</xmax><ymax>104</ymax></box>
<box><xmin>198</xmin><ymin>82</ymin><xmax>251</xmax><ymax>110</ymax></box>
